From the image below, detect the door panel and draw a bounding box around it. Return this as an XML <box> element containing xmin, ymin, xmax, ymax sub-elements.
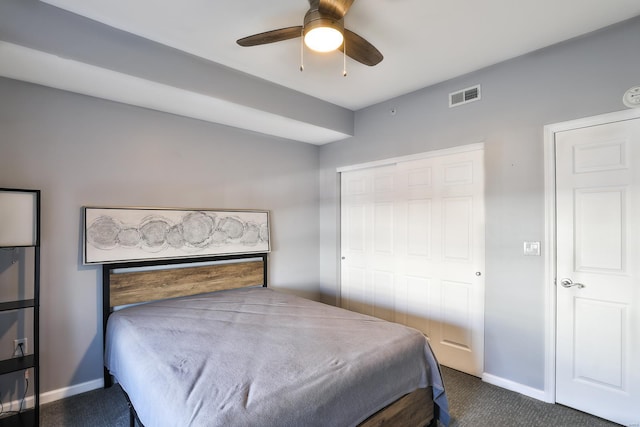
<box><xmin>373</xmin><ymin>270</ymin><xmax>395</xmax><ymax>322</ymax></box>
<box><xmin>574</xmin><ymin>188</ymin><xmax>625</xmax><ymax>272</ymax></box>
<box><xmin>373</xmin><ymin>202</ymin><xmax>394</xmax><ymax>253</ymax></box>
<box><xmin>407</xmin><ymin>199</ymin><xmax>431</xmax><ymax>257</ymax></box>
<box><xmin>441</xmin><ymin>280</ymin><xmax>472</xmax><ymax>350</ymax></box>
<box><xmin>555</xmin><ymin>118</ymin><xmax>640</xmax><ymax>425</ymax></box>
<box><xmin>343</xmin><ymin>266</ymin><xmax>367</xmax><ymax>315</ymax></box>
<box><xmin>574</xmin><ymin>298</ymin><xmax>625</xmax><ymax>388</ymax></box>
<box><xmin>404</xmin><ymin>275</ymin><xmax>432</xmax><ymax>334</ymax></box>
<box><xmin>442</xmin><ymin>197</ymin><xmax>472</xmax><ymax>261</ymax></box>
<box><xmin>346</xmin><ymin>204</ymin><xmax>366</xmax><ymax>253</ymax></box>
<box><xmin>341</xmin><ymin>165</ymin><xmax>396</xmax><ymax>319</ymax></box>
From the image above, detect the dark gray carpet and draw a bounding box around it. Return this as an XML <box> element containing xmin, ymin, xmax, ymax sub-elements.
<box><xmin>41</xmin><ymin>384</ymin><xmax>129</xmax><ymax>427</ymax></box>
<box><xmin>40</xmin><ymin>366</ymin><xmax>621</xmax><ymax>426</ymax></box>
<box><xmin>442</xmin><ymin>367</ymin><xmax>620</xmax><ymax>427</ymax></box>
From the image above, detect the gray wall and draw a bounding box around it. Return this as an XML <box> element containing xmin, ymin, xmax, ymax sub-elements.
<box><xmin>318</xmin><ymin>17</ymin><xmax>640</xmax><ymax>391</ymax></box>
<box><xmin>0</xmin><ymin>78</ymin><xmax>320</xmax><ymax>395</ymax></box>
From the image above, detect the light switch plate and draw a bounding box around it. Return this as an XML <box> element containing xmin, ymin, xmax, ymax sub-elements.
<box><xmin>524</xmin><ymin>241</ymin><xmax>541</xmax><ymax>256</ymax></box>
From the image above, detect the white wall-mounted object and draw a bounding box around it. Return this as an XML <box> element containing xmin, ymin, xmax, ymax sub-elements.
<box><xmin>449</xmin><ymin>85</ymin><xmax>481</xmax><ymax>107</ymax></box>
<box><xmin>623</xmin><ymin>86</ymin><xmax>640</xmax><ymax>108</ymax></box>
<box><xmin>523</xmin><ymin>241</ymin><xmax>541</xmax><ymax>256</ymax></box>
<box><xmin>0</xmin><ymin>190</ymin><xmax>38</xmax><ymax>247</ymax></box>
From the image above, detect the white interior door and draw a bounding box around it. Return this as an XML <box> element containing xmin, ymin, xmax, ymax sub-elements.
<box><xmin>340</xmin><ymin>146</ymin><xmax>485</xmax><ymax>376</ymax></box>
<box><xmin>555</xmin><ymin>118</ymin><xmax>640</xmax><ymax>425</ymax></box>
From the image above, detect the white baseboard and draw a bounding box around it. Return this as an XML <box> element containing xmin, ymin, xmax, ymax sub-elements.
<box><xmin>40</xmin><ymin>378</ymin><xmax>104</xmax><ymax>405</ymax></box>
<box><xmin>1</xmin><ymin>378</ymin><xmax>104</xmax><ymax>411</ymax></box>
<box><xmin>482</xmin><ymin>372</ymin><xmax>548</xmax><ymax>402</ymax></box>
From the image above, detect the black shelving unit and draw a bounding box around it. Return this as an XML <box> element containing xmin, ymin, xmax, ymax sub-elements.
<box><xmin>0</xmin><ymin>188</ymin><xmax>40</xmax><ymax>427</ymax></box>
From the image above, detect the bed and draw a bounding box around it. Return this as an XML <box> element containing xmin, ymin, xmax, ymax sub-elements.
<box><xmin>102</xmin><ymin>253</ymin><xmax>449</xmax><ymax>427</ymax></box>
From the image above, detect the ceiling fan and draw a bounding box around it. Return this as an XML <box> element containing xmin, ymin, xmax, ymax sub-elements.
<box><xmin>236</xmin><ymin>0</ymin><xmax>383</xmax><ymax>67</ymax></box>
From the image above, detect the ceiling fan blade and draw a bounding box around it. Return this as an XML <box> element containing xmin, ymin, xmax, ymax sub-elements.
<box><xmin>317</xmin><ymin>0</ymin><xmax>355</xmax><ymax>19</ymax></box>
<box><xmin>236</xmin><ymin>26</ymin><xmax>303</xmax><ymax>47</ymax></box>
<box><xmin>340</xmin><ymin>29</ymin><xmax>383</xmax><ymax>66</ymax></box>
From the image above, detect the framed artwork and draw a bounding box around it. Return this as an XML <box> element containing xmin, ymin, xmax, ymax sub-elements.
<box><xmin>83</xmin><ymin>207</ymin><xmax>270</xmax><ymax>264</ymax></box>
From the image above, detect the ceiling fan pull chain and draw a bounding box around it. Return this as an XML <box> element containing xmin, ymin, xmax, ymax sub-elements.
<box><xmin>300</xmin><ymin>28</ymin><xmax>305</xmax><ymax>72</ymax></box>
<box><xmin>343</xmin><ymin>40</ymin><xmax>347</xmax><ymax>77</ymax></box>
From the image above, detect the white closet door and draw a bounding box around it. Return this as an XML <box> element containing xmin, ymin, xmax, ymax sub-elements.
<box><xmin>340</xmin><ymin>147</ymin><xmax>485</xmax><ymax>376</ymax></box>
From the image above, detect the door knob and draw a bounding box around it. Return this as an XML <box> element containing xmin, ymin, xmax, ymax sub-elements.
<box><xmin>559</xmin><ymin>278</ymin><xmax>585</xmax><ymax>289</ymax></box>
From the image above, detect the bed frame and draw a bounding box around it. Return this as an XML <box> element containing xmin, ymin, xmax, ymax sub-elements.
<box><xmin>102</xmin><ymin>253</ymin><xmax>437</xmax><ymax>427</ymax></box>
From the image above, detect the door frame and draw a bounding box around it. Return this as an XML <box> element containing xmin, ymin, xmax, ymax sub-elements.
<box><xmin>337</xmin><ymin>142</ymin><xmax>485</xmax><ymax>173</ymax></box>
<box><xmin>542</xmin><ymin>107</ymin><xmax>640</xmax><ymax>403</ymax></box>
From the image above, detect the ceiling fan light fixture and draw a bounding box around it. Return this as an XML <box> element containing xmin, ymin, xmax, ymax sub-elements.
<box><xmin>304</xmin><ymin>26</ymin><xmax>343</xmax><ymax>52</ymax></box>
<box><xmin>303</xmin><ymin>11</ymin><xmax>344</xmax><ymax>52</ymax></box>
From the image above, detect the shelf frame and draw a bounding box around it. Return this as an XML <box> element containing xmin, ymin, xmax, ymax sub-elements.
<box><xmin>0</xmin><ymin>188</ymin><xmax>40</xmax><ymax>427</ymax></box>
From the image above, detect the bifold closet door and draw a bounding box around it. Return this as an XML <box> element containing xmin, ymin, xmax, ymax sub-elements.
<box><xmin>340</xmin><ymin>147</ymin><xmax>484</xmax><ymax>376</ymax></box>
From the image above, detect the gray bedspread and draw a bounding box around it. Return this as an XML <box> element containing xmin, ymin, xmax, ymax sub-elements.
<box><xmin>105</xmin><ymin>287</ymin><xmax>449</xmax><ymax>426</ymax></box>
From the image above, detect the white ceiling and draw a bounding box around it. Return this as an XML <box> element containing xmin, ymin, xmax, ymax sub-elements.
<box><xmin>39</xmin><ymin>0</ymin><xmax>640</xmax><ymax>111</ymax></box>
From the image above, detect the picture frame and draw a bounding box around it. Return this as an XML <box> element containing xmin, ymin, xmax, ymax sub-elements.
<box><xmin>83</xmin><ymin>207</ymin><xmax>270</xmax><ymax>264</ymax></box>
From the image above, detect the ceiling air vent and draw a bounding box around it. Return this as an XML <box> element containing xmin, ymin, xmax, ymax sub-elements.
<box><xmin>449</xmin><ymin>85</ymin><xmax>481</xmax><ymax>107</ymax></box>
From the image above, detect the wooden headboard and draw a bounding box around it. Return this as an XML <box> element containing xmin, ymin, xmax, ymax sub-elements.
<box><xmin>102</xmin><ymin>252</ymin><xmax>268</xmax><ymax>386</ymax></box>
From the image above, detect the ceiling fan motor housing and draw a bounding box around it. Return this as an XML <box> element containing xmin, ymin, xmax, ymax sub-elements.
<box><xmin>303</xmin><ymin>9</ymin><xmax>345</xmax><ymax>38</ymax></box>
